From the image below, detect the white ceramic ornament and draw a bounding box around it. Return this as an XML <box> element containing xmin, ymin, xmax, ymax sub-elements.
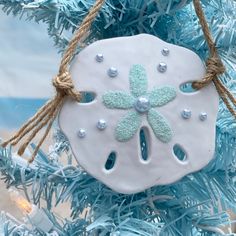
<box><xmin>59</xmin><ymin>34</ymin><xmax>219</xmax><ymax>194</ymax></box>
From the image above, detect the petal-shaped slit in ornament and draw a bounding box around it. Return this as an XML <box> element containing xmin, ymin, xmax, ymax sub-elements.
<box><xmin>129</xmin><ymin>64</ymin><xmax>148</xmax><ymax>98</ymax></box>
<box><xmin>79</xmin><ymin>91</ymin><xmax>97</xmax><ymax>103</ymax></box>
<box><xmin>115</xmin><ymin>111</ymin><xmax>141</xmax><ymax>142</ymax></box>
<box><xmin>147</xmin><ymin>109</ymin><xmax>173</xmax><ymax>143</ymax></box>
<box><xmin>179</xmin><ymin>82</ymin><xmax>198</xmax><ymax>94</ymax></box>
<box><xmin>148</xmin><ymin>86</ymin><xmax>177</xmax><ymax>107</ymax></box>
<box><xmin>105</xmin><ymin>151</ymin><xmax>117</xmax><ymax>171</ymax></box>
<box><xmin>173</xmin><ymin>144</ymin><xmax>187</xmax><ymax>162</ymax></box>
<box><xmin>102</xmin><ymin>91</ymin><xmax>135</xmax><ymax>109</ymax></box>
<box><xmin>139</xmin><ymin>127</ymin><xmax>150</xmax><ymax>162</ymax></box>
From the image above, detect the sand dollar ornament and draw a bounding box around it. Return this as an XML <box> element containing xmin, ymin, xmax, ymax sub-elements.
<box><xmin>59</xmin><ymin>34</ymin><xmax>219</xmax><ymax>194</ymax></box>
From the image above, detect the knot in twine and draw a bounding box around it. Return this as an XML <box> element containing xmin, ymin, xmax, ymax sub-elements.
<box><xmin>191</xmin><ymin>0</ymin><xmax>235</xmax><ymax>120</ymax></box>
<box><xmin>53</xmin><ymin>71</ymin><xmax>81</xmax><ymax>101</ymax></box>
<box><xmin>192</xmin><ymin>56</ymin><xmax>225</xmax><ymax>90</ymax></box>
<box><xmin>1</xmin><ymin>0</ymin><xmax>105</xmax><ymax>162</ymax></box>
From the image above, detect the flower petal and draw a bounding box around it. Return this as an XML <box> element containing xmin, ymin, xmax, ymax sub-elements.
<box><xmin>102</xmin><ymin>91</ymin><xmax>135</xmax><ymax>109</ymax></box>
<box><xmin>147</xmin><ymin>109</ymin><xmax>173</xmax><ymax>143</ymax></box>
<box><xmin>129</xmin><ymin>64</ymin><xmax>148</xmax><ymax>97</ymax></box>
<box><xmin>115</xmin><ymin>111</ymin><xmax>141</xmax><ymax>142</ymax></box>
<box><xmin>148</xmin><ymin>86</ymin><xmax>176</xmax><ymax>107</ymax></box>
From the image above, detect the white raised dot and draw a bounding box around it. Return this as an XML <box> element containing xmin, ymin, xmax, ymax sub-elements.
<box><xmin>162</xmin><ymin>48</ymin><xmax>170</xmax><ymax>56</ymax></box>
<box><xmin>95</xmin><ymin>53</ymin><xmax>104</xmax><ymax>62</ymax></box>
<box><xmin>157</xmin><ymin>62</ymin><xmax>167</xmax><ymax>73</ymax></box>
<box><xmin>199</xmin><ymin>112</ymin><xmax>207</xmax><ymax>121</ymax></box>
<box><xmin>97</xmin><ymin>119</ymin><xmax>107</xmax><ymax>130</ymax></box>
<box><xmin>108</xmin><ymin>67</ymin><xmax>118</xmax><ymax>78</ymax></box>
<box><xmin>77</xmin><ymin>129</ymin><xmax>86</xmax><ymax>138</ymax></box>
<box><xmin>181</xmin><ymin>109</ymin><xmax>192</xmax><ymax>119</ymax></box>
<box><xmin>134</xmin><ymin>97</ymin><xmax>151</xmax><ymax>113</ymax></box>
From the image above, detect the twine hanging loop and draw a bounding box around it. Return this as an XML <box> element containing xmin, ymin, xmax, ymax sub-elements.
<box><xmin>192</xmin><ymin>56</ymin><xmax>225</xmax><ymax>90</ymax></box>
<box><xmin>1</xmin><ymin>0</ymin><xmax>235</xmax><ymax>163</ymax></box>
<box><xmin>192</xmin><ymin>0</ymin><xmax>236</xmax><ymax>119</ymax></box>
<box><xmin>1</xmin><ymin>0</ymin><xmax>105</xmax><ymax>162</ymax></box>
<box><xmin>53</xmin><ymin>71</ymin><xmax>81</xmax><ymax>101</ymax></box>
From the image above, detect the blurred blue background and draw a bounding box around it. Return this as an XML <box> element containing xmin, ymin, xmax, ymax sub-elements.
<box><xmin>0</xmin><ymin>11</ymin><xmax>60</xmax><ymax>130</ymax></box>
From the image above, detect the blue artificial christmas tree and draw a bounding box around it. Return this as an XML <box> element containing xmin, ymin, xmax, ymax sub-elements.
<box><xmin>0</xmin><ymin>0</ymin><xmax>236</xmax><ymax>235</ymax></box>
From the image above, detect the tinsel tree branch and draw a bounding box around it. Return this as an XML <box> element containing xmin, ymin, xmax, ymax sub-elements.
<box><xmin>0</xmin><ymin>0</ymin><xmax>236</xmax><ymax>235</ymax></box>
<box><xmin>0</xmin><ymin>114</ymin><xmax>236</xmax><ymax>235</ymax></box>
<box><xmin>0</xmin><ymin>0</ymin><xmax>235</xmax><ymax>54</ymax></box>
<box><xmin>1</xmin><ymin>0</ymin><xmax>235</xmax><ymax>83</ymax></box>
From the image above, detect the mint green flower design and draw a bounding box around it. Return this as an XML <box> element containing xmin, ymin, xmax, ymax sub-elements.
<box><xmin>102</xmin><ymin>64</ymin><xmax>177</xmax><ymax>142</ymax></box>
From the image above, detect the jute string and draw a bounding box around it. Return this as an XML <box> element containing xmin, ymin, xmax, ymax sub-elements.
<box><xmin>1</xmin><ymin>0</ymin><xmax>235</xmax><ymax>162</ymax></box>
<box><xmin>1</xmin><ymin>0</ymin><xmax>105</xmax><ymax>162</ymax></box>
<box><xmin>192</xmin><ymin>0</ymin><xmax>236</xmax><ymax>119</ymax></box>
